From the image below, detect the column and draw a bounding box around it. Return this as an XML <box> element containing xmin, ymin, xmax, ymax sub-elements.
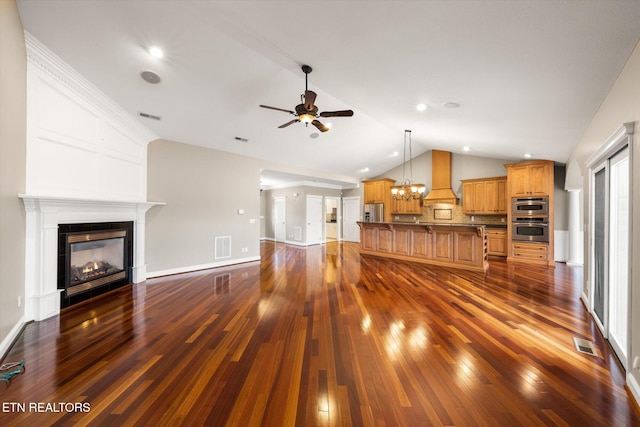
<box><xmin>567</xmin><ymin>189</ymin><xmax>583</xmax><ymax>266</ymax></box>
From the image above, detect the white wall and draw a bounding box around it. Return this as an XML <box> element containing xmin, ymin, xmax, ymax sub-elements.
<box><xmin>566</xmin><ymin>39</ymin><xmax>640</xmax><ymax>405</ymax></box>
<box><xmin>24</xmin><ymin>34</ymin><xmax>154</xmax><ymax>202</ymax></box>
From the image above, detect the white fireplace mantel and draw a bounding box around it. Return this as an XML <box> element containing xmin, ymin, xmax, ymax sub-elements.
<box><xmin>19</xmin><ymin>194</ymin><xmax>164</xmax><ymax>321</ymax></box>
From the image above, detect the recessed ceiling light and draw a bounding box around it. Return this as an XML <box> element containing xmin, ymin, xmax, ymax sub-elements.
<box><xmin>463</xmin><ymin>146</ymin><xmax>470</xmax><ymax>152</ymax></box>
<box><xmin>416</xmin><ymin>103</ymin><xmax>427</xmax><ymax>112</ymax></box>
<box><xmin>149</xmin><ymin>46</ymin><xmax>164</xmax><ymax>59</ymax></box>
<box><xmin>359</xmin><ymin>167</ymin><xmax>370</xmax><ymax>173</ymax></box>
<box><xmin>310</xmin><ymin>132</ymin><xmax>319</xmax><ymax>139</ymax></box>
<box><xmin>443</xmin><ymin>102</ymin><xmax>460</xmax><ymax>108</ymax></box>
<box><xmin>391</xmin><ymin>151</ymin><xmax>399</xmax><ymax>157</ymax></box>
<box><xmin>524</xmin><ymin>153</ymin><xmax>533</xmax><ymax>158</ymax></box>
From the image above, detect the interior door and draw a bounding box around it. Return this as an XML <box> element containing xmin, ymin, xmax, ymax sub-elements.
<box><xmin>274</xmin><ymin>196</ymin><xmax>286</xmax><ymax>242</ymax></box>
<box><xmin>342</xmin><ymin>197</ymin><xmax>361</xmax><ymax>243</ymax></box>
<box><xmin>306</xmin><ymin>195</ymin><xmax>323</xmax><ymax>245</ymax></box>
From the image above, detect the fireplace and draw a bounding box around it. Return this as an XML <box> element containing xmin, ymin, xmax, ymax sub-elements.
<box><xmin>58</xmin><ymin>222</ymin><xmax>133</xmax><ymax>307</ymax></box>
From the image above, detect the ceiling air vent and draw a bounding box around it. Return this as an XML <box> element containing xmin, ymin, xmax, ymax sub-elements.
<box><xmin>139</xmin><ymin>112</ymin><xmax>161</xmax><ymax>121</ymax></box>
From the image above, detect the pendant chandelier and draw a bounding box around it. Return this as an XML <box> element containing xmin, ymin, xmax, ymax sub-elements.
<box><xmin>391</xmin><ymin>130</ymin><xmax>426</xmax><ymax>201</ymax></box>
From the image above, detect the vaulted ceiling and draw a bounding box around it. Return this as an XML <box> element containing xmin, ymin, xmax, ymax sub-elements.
<box><xmin>16</xmin><ymin>0</ymin><xmax>640</xmax><ymax>188</ymax></box>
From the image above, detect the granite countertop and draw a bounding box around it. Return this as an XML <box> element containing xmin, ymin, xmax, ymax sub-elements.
<box><xmin>360</xmin><ymin>221</ymin><xmax>486</xmax><ymax>228</ymax></box>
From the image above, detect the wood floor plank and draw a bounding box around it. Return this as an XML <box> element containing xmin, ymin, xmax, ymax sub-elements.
<box><xmin>1</xmin><ymin>241</ymin><xmax>639</xmax><ymax>426</ymax></box>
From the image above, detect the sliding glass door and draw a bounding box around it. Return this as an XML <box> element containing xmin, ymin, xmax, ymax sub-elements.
<box><xmin>607</xmin><ymin>147</ymin><xmax>629</xmax><ymax>366</ymax></box>
<box><xmin>590</xmin><ymin>145</ymin><xmax>630</xmax><ymax>368</ymax></box>
<box><xmin>592</xmin><ymin>164</ymin><xmax>607</xmax><ymax>331</ymax></box>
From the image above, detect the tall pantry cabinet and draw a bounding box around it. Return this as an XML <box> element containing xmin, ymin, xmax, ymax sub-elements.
<box><xmin>505</xmin><ymin>160</ymin><xmax>555</xmax><ymax>267</ymax></box>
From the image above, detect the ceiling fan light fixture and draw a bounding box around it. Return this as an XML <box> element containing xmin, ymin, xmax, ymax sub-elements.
<box><xmin>299</xmin><ymin>113</ymin><xmax>314</xmax><ymax>123</ymax></box>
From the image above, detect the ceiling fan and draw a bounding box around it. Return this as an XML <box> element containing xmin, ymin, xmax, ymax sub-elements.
<box><xmin>260</xmin><ymin>65</ymin><xmax>354</xmax><ymax>132</ymax></box>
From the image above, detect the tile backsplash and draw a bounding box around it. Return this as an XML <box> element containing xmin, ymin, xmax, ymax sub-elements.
<box><xmin>394</xmin><ymin>203</ymin><xmax>507</xmax><ymax>225</ymax></box>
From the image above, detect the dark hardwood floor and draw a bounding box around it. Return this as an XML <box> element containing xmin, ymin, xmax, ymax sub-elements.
<box><xmin>1</xmin><ymin>241</ymin><xmax>639</xmax><ymax>426</ymax></box>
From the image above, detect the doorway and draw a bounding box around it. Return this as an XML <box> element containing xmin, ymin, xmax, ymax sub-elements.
<box><xmin>325</xmin><ymin>196</ymin><xmax>340</xmax><ymax>241</ymax></box>
<box><xmin>587</xmin><ymin>123</ymin><xmax>632</xmax><ymax>369</ymax></box>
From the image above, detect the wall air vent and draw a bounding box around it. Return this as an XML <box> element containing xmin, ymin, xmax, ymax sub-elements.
<box><xmin>139</xmin><ymin>112</ymin><xmax>161</xmax><ymax>121</ymax></box>
<box><xmin>215</xmin><ymin>236</ymin><xmax>231</xmax><ymax>259</ymax></box>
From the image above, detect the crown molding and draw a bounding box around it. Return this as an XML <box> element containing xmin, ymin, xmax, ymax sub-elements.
<box><xmin>585</xmin><ymin>122</ymin><xmax>634</xmax><ymax>168</ymax></box>
<box><xmin>24</xmin><ymin>31</ymin><xmax>158</xmax><ymax>144</ymax></box>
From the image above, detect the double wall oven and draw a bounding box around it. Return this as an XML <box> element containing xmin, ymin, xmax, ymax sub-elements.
<box><xmin>511</xmin><ymin>197</ymin><xmax>549</xmax><ymax>242</ymax></box>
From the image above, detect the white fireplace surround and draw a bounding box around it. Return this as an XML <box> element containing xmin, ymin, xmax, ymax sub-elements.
<box><xmin>20</xmin><ymin>195</ymin><xmax>163</xmax><ymax>321</ymax></box>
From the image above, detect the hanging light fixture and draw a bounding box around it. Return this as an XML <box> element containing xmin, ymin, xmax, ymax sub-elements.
<box><xmin>391</xmin><ymin>130</ymin><xmax>426</xmax><ymax>201</ymax></box>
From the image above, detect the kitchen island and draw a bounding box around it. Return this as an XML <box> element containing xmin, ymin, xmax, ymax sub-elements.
<box><xmin>357</xmin><ymin>222</ymin><xmax>489</xmax><ymax>272</ymax></box>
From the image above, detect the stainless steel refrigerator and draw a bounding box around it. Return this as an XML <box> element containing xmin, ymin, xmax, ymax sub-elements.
<box><xmin>363</xmin><ymin>203</ymin><xmax>384</xmax><ymax>222</ymax></box>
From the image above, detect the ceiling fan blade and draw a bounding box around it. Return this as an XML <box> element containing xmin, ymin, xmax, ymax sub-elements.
<box><xmin>260</xmin><ymin>104</ymin><xmax>295</xmax><ymax>115</ymax></box>
<box><xmin>304</xmin><ymin>90</ymin><xmax>317</xmax><ymax>111</ymax></box>
<box><xmin>311</xmin><ymin>120</ymin><xmax>330</xmax><ymax>133</ymax></box>
<box><xmin>319</xmin><ymin>110</ymin><xmax>354</xmax><ymax>118</ymax></box>
<box><xmin>278</xmin><ymin>119</ymin><xmax>299</xmax><ymax>128</ymax></box>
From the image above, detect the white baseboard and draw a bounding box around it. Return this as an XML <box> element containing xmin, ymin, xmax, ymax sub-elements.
<box><xmin>0</xmin><ymin>315</ymin><xmax>27</xmax><ymax>359</ymax></box>
<box><xmin>627</xmin><ymin>372</ymin><xmax>640</xmax><ymax>409</ymax></box>
<box><xmin>146</xmin><ymin>256</ymin><xmax>261</xmax><ymax>279</ymax></box>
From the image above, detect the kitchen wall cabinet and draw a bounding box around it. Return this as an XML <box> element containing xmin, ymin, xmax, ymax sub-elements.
<box><xmin>363</xmin><ymin>178</ymin><xmax>395</xmax><ymax>222</ymax></box>
<box><xmin>506</xmin><ymin>161</ymin><xmax>552</xmax><ymax>197</ymax></box>
<box><xmin>461</xmin><ymin>177</ymin><xmax>507</xmax><ymax>214</ymax></box>
<box><xmin>363</xmin><ymin>178</ymin><xmax>394</xmax><ymax>203</ymax></box>
<box><xmin>390</xmin><ymin>196</ymin><xmax>422</xmax><ymax>214</ymax></box>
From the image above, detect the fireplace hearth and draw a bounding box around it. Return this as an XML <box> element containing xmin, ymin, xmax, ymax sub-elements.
<box><xmin>58</xmin><ymin>222</ymin><xmax>133</xmax><ymax>307</ymax></box>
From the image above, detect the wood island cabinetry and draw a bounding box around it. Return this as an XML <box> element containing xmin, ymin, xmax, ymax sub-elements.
<box><xmin>486</xmin><ymin>228</ymin><xmax>507</xmax><ymax>256</ymax></box>
<box><xmin>358</xmin><ymin>222</ymin><xmax>488</xmax><ymax>272</ymax></box>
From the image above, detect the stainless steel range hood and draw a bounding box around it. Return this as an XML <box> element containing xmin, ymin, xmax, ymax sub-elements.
<box><xmin>423</xmin><ymin>150</ymin><xmax>459</xmax><ymax>205</ymax></box>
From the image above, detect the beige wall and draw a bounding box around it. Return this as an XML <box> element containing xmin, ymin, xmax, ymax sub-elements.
<box><xmin>0</xmin><ymin>0</ymin><xmax>27</xmax><ymax>354</ymax></box>
<box><xmin>566</xmin><ymin>39</ymin><xmax>640</xmax><ymax>402</ymax></box>
<box><xmin>146</xmin><ymin>139</ymin><xmax>262</xmax><ymax>274</ymax></box>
